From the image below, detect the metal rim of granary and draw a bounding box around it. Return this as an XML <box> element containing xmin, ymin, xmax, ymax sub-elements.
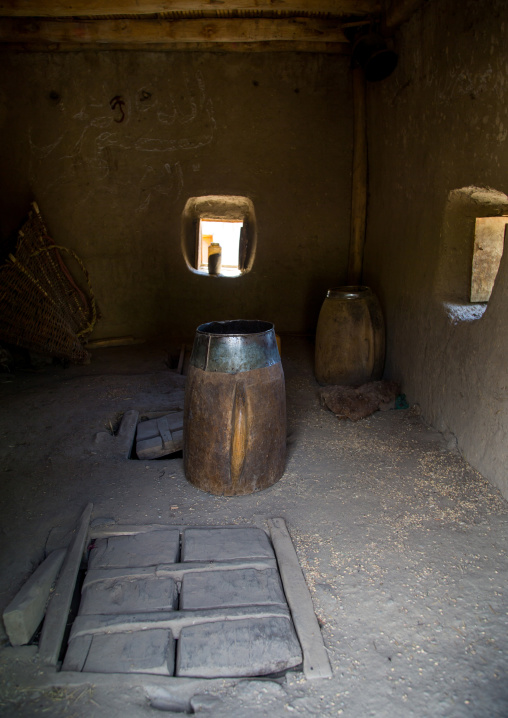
<box><xmin>326</xmin><ymin>285</ymin><xmax>372</xmax><ymax>300</ymax></box>
<box><xmin>190</xmin><ymin>319</ymin><xmax>280</xmax><ymax>374</ymax></box>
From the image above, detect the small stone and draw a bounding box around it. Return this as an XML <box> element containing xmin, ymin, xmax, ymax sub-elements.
<box><xmin>190</xmin><ymin>694</ymin><xmax>224</xmax><ymax>712</ymax></box>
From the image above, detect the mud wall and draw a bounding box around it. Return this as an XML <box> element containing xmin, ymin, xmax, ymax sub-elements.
<box><xmin>364</xmin><ymin>0</ymin><xmax>508</xmax><ymax>497</ymax></box>
<box><xmin>0</xmin><ymin>51</ymin><xmax>352</xmax><ymax>341</ymax></box>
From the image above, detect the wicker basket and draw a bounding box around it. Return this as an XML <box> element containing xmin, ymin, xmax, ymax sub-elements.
<box><xmin>0</xmin><ymin>203</ymin><xmax>97</xmax><ymax>363</ymax></box>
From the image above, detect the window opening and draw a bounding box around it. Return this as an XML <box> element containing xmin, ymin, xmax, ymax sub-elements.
<box><xmin>470</xmin><ymin>217</ymin><xmax>507</xmax><ymax>302</ymax></box>
<box><xmin>181</xmin><ymin>195</ymin><xmax>256</xmax><ymax>278</ymax></box>
<box><xmin>198</xmin><ymin>220</ymin><xmax>244</xmax><ymax>277</ymax></box>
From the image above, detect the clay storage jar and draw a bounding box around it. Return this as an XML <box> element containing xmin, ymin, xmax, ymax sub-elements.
<box><xmin>315</xmin><ymin>286</ymin><xmax>385</xmax><ymax>386</ymax></box>
<box><xmin>184</xmin><ymin>320</ymin><xmax>286</xmax><ymax>495</ymax></box>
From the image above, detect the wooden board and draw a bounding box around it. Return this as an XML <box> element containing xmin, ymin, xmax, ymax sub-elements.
<box><xmin>38</xmin><ymin>503</ymin><xmax>93</xmax><ymax>666</ymax></box>
<box><xmin>268</xmin><ymin>517</ymin><xmax>332</xmax><ymax>680</ymax></box>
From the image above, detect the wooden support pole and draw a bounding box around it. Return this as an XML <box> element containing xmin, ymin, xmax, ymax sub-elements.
<box><xmin>347</xmin><ymin>66</ymin><xmax>367</xmax><ymax>285</ymax></box>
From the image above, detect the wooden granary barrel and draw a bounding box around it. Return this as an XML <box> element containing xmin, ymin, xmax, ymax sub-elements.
<box><xmin>184</xmin><ymin>320</ymin><xmax>286</xmax><ymax>495</ymax></box>
<box><xmin>315</xmin><ymin>286</ymin><xmax>385</xmax><ymax>386</ymax></box>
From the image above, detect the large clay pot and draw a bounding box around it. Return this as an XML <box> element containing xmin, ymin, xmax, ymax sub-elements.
<box><xmin>315</xmin><ymin>286</ymin><xmax>385</xmax><ymax>386</ymax></box>
<box><xmin>184</xmin><ymin>320</ymin><xmax>286</xmax><ymax>495</ymax></box>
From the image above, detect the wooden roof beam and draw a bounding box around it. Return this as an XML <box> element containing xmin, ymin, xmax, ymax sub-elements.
<box><xmin>0</xmin><ymin>1</ymin><xmax>380</xmax><ymax>18</ymax></box>
<box><xmin>0</xmin><ymin>16</ymin><xmax>349</xmax><ymax>46</ymax></box>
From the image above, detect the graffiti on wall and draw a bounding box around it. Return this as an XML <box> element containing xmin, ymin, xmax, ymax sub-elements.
<box><xmin>28</xmin><ymin>69</ymin><xmax>216</xmax><ymax>213</ymax></box>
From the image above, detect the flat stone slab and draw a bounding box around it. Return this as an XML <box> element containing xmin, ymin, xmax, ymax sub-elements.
<box><xmin>180</xmin><ymin>568</ymin><xmax>286</xmax><ymax>610</ymax></box>
<box><xmin>79</xmin><ymin>576</ymin><xmax>178</xmax><ymax>615</ymax></box>
<box><xmin>176</xmin><ymin>616</ymin><xmax>302</xmax><ymax>678</ymax></box>
<box><xmin>181</xmin><ymin>527</ymin><xmax>274</xmax><ymax>562</ymax></box>
<box><xmin>64</xmin><ymin>629</ymin><xmax>175</xmax><ymax>675</ymax></box>
<box><xmin>88</xmin><ymin>530</ymin><xmax>180</xmax><ymax>570</ymax></box>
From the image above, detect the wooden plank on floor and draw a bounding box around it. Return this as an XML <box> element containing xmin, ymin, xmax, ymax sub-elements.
<box><xmin>268</xmin><ymin>517</ymin><xmax>332</xmax><ymax>680</ymax></box>
<box><xmin>38</xmin><ymin>503</ymin><xmax>93</xmax><ymax>666</ymax></box>
<box><xmin>116</xmin><ymin>409</ymin><xmax>139</xmax><ymax>459</ymax></box>
<box><xmin>2</xmin><ymin>549</ymin><xmax>66</xmax><ymax>646</ymax></box>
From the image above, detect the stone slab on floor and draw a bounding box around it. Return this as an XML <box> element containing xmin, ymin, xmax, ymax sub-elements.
<box><xmin>88</xmin><ymin>529</ymin><xmax>180</xmax><ymax>570</ymax></box>
<box><xmin>180</xmin><ymin>568</ymin><xmax>287</xmax><ymax>610</ymax></box>
<box><xmin>79</xmin><ymin>576</ymin><xmax>178</xmax><ymax>615</ymax></box>
<box><xmin>181</xmin><ymin>527</ymin><xmax>274</xmax><ymax>562</ymax></box>
<box><xmin>176</xmin><ymin>616</ymin><xmax>302</xmax><ymax>678</ymax></box>
<box><xmin>64</xmin><ymin>629</ymin><xmax>175</xmax><ymax>675</ymax></box>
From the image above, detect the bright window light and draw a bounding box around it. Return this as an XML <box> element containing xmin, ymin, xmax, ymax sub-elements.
<box><xmin>471</xmin><ymin>216</ymin><xmax>506</xmax><ymax>302</ymax></box>
<box><xmin>199</xmin><ymin>220</ymin><xmax>243</xmax><ymax>277</ymax></box>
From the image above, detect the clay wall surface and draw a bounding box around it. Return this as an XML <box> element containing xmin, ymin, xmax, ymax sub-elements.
<box><xmin>364</xmin><ymin>0</ymin><xmax>508</xmax><ymax>497</ymax></box>
<box><xmin>0</xmin><ymin>51</ymin><xmax>352</xmax><ymax>341</ymax></box>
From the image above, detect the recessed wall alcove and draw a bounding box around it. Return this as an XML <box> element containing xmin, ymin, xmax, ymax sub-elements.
<box><xmin>435</xmin><ymin>186</ymin><xmax>508</xmax><ymax>324</ymax></box>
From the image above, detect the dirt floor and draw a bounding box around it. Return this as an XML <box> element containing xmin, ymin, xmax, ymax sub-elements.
<box><xmin>0</xmin><ymin>336</ymin><xmax>507</xmax><ymax>717</ymax></box>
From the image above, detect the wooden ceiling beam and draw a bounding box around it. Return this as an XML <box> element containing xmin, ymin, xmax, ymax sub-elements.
<box><xmin>0</xmin><ymin>0</ymin><xmax>380</xmax><ymax>18</ymax></box>
<box><xmin>0</xmin><ymin>40</ymin><xmax>351</xmax><ymax>52</ymax></box>
<box><xmin>0</xmin><ymin>17</ymin><xmax>349</xmax><ymax>46</ymax></box>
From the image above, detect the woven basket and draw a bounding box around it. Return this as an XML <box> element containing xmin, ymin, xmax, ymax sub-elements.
<box><xmin>0</xmin><ymin>203</ymin><xmax>97</xmax><ymax>363</ymax></box>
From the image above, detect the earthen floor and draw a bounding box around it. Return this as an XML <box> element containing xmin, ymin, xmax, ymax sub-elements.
<box><xmin>1</xmin><ymin>337</ymin><xmax>507</xmax><ymax>717</ymax></box>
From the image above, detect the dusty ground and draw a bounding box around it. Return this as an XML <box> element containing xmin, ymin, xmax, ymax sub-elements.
<box><xmin>0</xmin><ymin>336</ymin><xmax>507</xmax><ymax>717</ymax></box>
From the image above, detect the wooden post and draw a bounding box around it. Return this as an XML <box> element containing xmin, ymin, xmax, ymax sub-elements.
<box><xmin>347</xmin><ymin>66</ymin><xmax>367</xmax><ymax>285</ymax></box>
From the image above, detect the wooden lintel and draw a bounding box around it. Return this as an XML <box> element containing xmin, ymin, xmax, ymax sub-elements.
<box><xmin>0</xmin><ymin>40</ymin><xmax>350</xmax><ymax>52</ymax></box>
<box><xmin>0</xmin><ymin>17</ymin><xmax>348</xmax><ymax>45</ymax></box>
<box><xmin>0</xmin><ymin>1</ymin><xmax>380</xmax><ymax>18</ymax></box>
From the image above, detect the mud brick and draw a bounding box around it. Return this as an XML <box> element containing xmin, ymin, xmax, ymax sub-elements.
<box><xmin>165</xmin><ymin>412</ymin><xmax>184</xmax><ymax>432</ymax></box>
<box><xmin>181</xmin><ymin>527</ymin><xmax>274</xmax><ymax>562</ymax></box>
<box><xmin>176</xmin><ymin>617</ymin><xmax>302</xmax><ymax>678</ymax></box>
<box><xmin>157</xmin><ymin>416</ymin><xmax>172</xmax><ymax>447</ymax></box>
<box><xmin>136</xmin><ymin>435</ymin><xmax>163</xmax><ymax>459</ymax></box>
<box><xmin>180</xmin><ymin>568</ymin><xmax>286</xmax><ymax>610</ymax></box>
<box><xmin>88</xmin><ymin>529</ymin><xmax>180</xmax><ymax>570</ymax></box>
<box><xmin>62</xmin><ymin>634</ymin><xmax>92</xmax><ymax>672</ymax></box>
<box><xmin>136</xmin><ymin>419</ymin><xmax>159</xmax><ymax>442</ymax></box>
<box><xmin>81</xmin><ymin>629</ymin><xmax>175</xmax><ymax>675</ymax></box>
<box><xmin>171</xmin><ymin>429</ymin><xmax>183</xmax><ymax>451</ymax></box>
<box><xmin>79</xmin><ymin>576</ymin><xmax>178</xmax><ymax>615</ymax></box>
